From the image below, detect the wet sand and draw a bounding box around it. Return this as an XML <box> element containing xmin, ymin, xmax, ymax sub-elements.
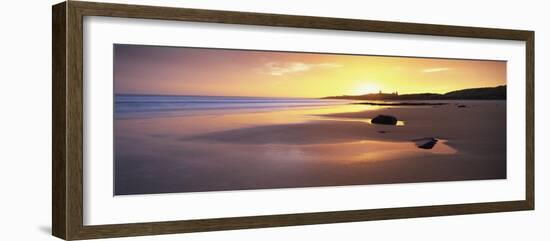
<box><xmin>115</xmin><ymin>100</ymin><xmax>506</xmax><ymax>195</ymax></box>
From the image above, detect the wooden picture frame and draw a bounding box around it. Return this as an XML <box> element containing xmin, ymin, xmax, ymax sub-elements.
<box><xmin>52</xmin><ymin>1</ymin><xmax>534</xmax><ymax>240</ymax></box>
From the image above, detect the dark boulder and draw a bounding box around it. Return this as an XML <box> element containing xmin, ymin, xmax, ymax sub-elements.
<box><xmin>457</xmin><ymin>105</ymin><xmax>467</xmax><ymax>108</ymax></box>
<box><xmin>371</xmin><ymin>115</ymin><xmax>398</xmax><ymax>125</ymax></box>
<box><xmin>413</xmin><ymin>137</ymin><xmax>438</xmax><ymax>149</ymax></box>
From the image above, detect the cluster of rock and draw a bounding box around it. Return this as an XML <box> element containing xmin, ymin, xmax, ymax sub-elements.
<box><xmin>370</xmin><ymin>115</ymin><xmax>439</xmax><ymax>150</ymax></box>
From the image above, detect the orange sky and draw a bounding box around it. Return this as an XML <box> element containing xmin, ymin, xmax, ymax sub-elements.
<box><xmin>114</xmin><ymin>45</ymin><xmax>506</xmax><ymax>98</ymax></box>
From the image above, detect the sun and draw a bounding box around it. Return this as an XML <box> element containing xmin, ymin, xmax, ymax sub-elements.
<box><xmin>352</xmin><ymin>83</ymin><xmax>380</xmax><ymax>95</ymax></box>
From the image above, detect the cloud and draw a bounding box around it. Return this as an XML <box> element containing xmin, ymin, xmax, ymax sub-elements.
<box><xmin>263</xmin><ymin>61</ymin><xmax>342</xmax><ymax>76</ymax></box>
<box><xmin>422</xmin><ymin>67</ymin><xmax>451</xmax><ymax>73</ymax></box>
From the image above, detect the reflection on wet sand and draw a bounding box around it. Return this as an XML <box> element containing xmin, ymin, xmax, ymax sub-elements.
<box><xmin>258</xmin><ymin>139</ymin><xmax>456</xmax><ymax>164</ymax></box>
<box><xmin>115</xmin><ymin>100</ymin><xmax>506</xmax><ymax>195</ymax></box>
<box><xmin>319</xmin><ymin>117</ymin><xmax>406</xmax><ymax>126</ymax></box>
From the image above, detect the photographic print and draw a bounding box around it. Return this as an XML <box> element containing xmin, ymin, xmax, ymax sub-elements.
<box><xmin>113</xmin><ymin>44</ymin><xmax>506</xmax><ymax>195</ymax></box>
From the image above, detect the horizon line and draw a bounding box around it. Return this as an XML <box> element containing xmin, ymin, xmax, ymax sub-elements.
<box><xmin>115</xmin><ymin>84</ymin><xmax>506</xmax><ymax>99</ymax></box>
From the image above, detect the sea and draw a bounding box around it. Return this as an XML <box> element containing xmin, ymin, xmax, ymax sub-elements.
<box><xmin>115</xmin><ymin>94</ymin><xmax>353</xmax><ymax>119</ymax></box>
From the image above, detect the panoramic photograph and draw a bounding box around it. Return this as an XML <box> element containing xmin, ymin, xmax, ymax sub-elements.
<box><xmin>113</xmin><ymin>44</ymin><xmax>507</xmax><ymax>195</ymax></box>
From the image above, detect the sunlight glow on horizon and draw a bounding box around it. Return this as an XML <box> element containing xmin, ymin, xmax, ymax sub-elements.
<box><xmin>114</xmin><ymin>45</ymin><xmax>506</xmax><ymax>98</ymax></box>
<box><xmin>351</xmin><ymin>83</ymin><xmax>382</xmax><ymax>95</ymax></box>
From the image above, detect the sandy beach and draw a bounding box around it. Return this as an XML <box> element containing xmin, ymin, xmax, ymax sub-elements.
<box><xmin>115</xmin><ymin>100</ymin><xmax>506</xmax><ymax>195</ymax></box>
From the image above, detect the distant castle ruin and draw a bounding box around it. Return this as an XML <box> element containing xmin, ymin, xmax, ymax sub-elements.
<box><xmin>378</xmin><ymin>90</ymin><xmax>399</xmax><ymax>96</ymax></box>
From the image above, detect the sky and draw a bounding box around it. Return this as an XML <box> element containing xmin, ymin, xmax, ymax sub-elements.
<box><xmin>114</xmin><ymin>44</ymin><xmax>506</xmax><ymax>98</ymax></box>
